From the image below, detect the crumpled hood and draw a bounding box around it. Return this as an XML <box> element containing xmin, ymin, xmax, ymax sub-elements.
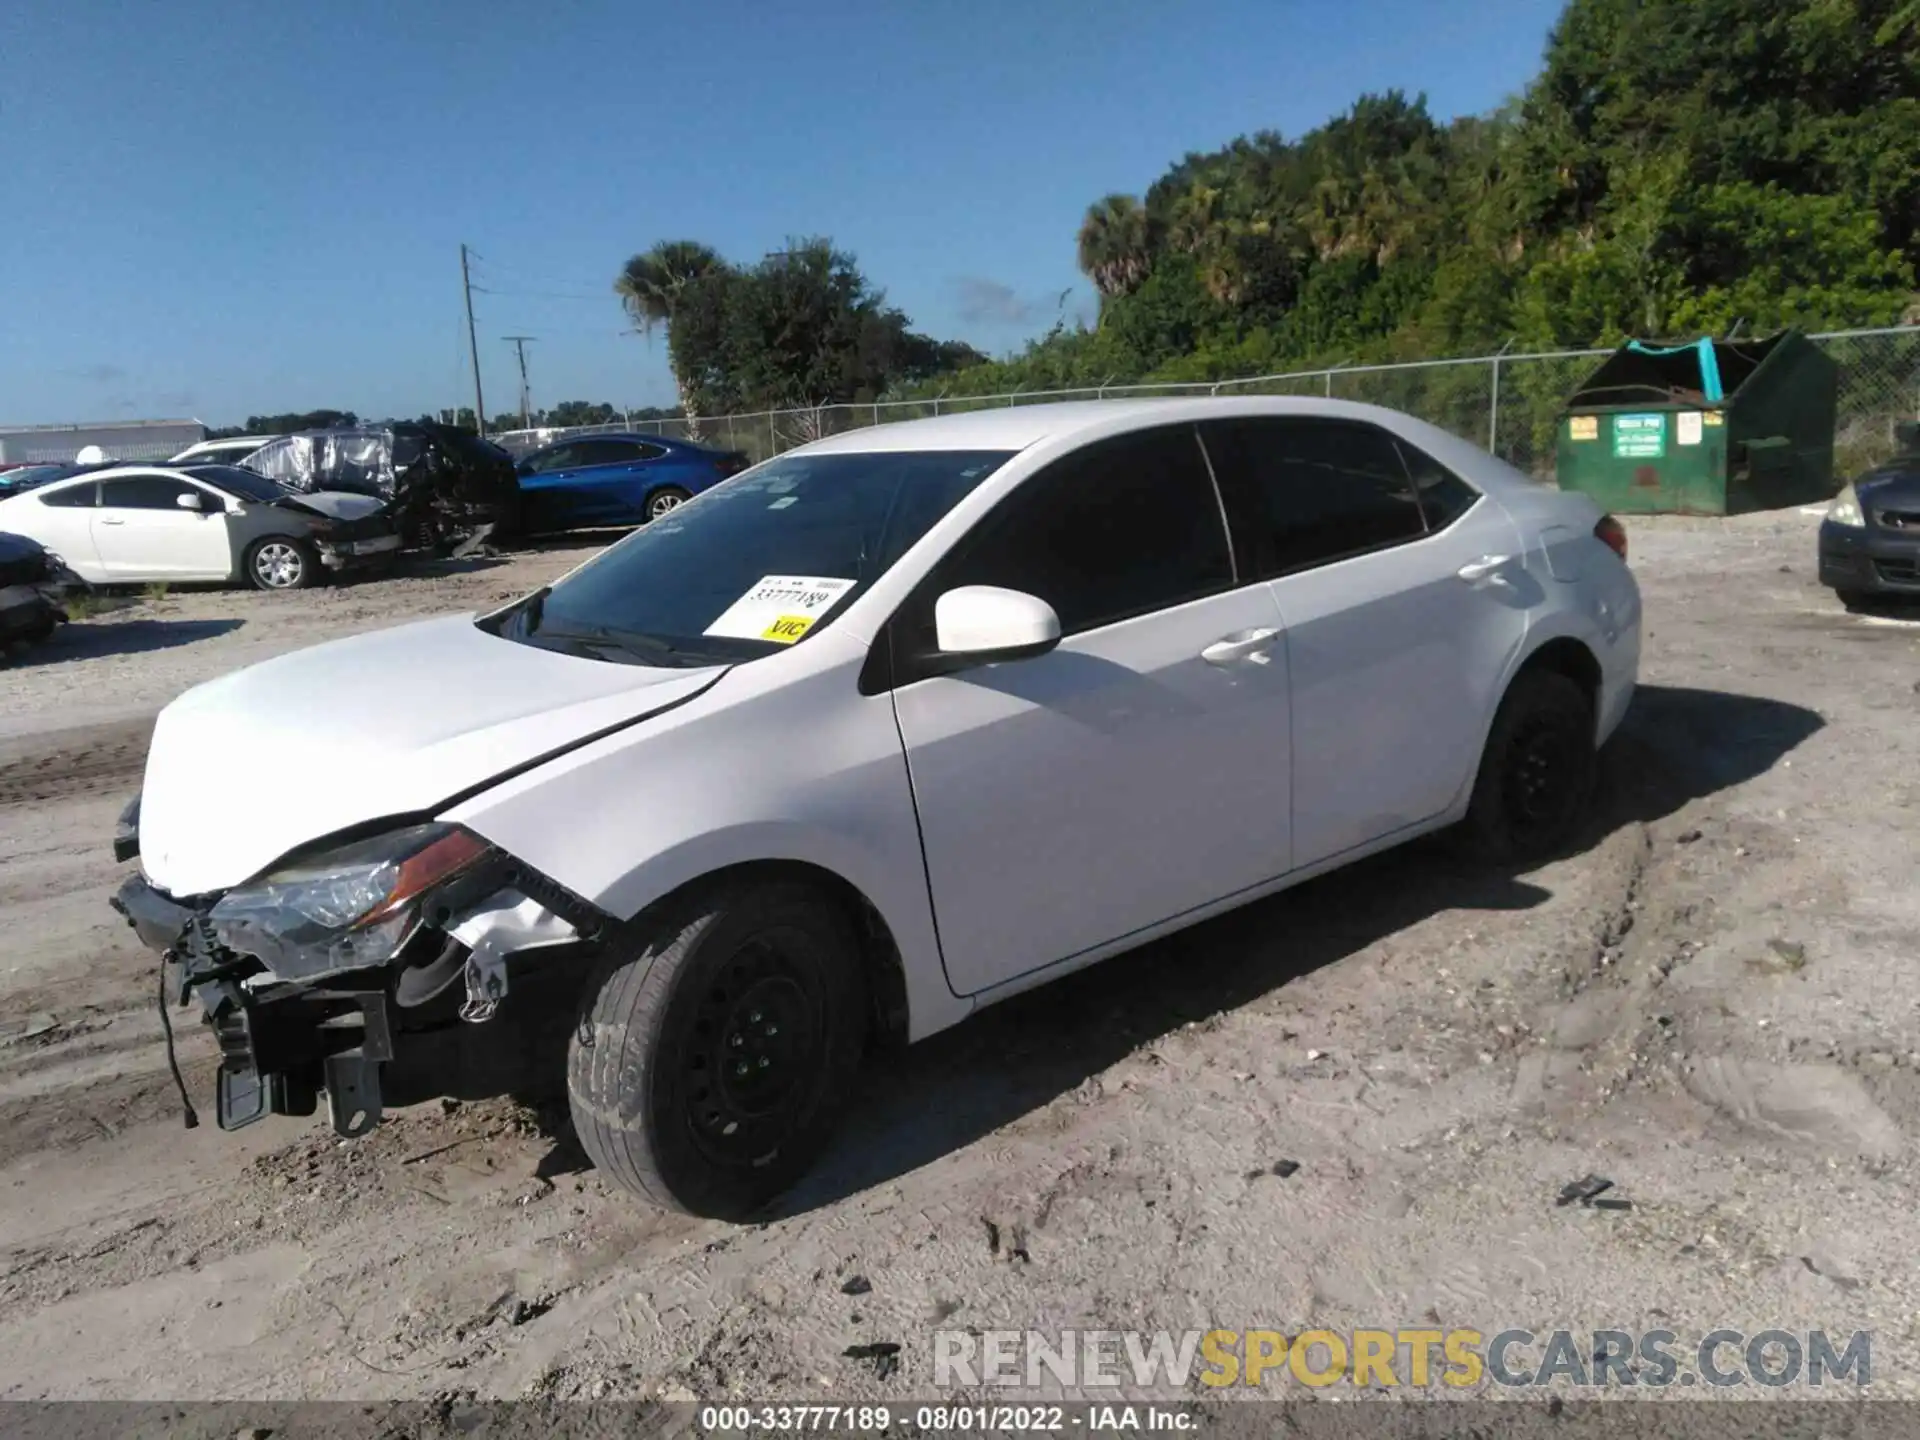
<box><xmin>139</xmin><ymin>614</ymin><xmax>727</xmax><ymax>896</ymax></box>
<box><xmin>272</xmin><ymin>490</ymin><xmax>387</xmax><ymax>522</ymax></box>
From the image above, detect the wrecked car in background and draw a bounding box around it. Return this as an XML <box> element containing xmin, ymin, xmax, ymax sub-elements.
<box><xmin>0</xmin><ymin>528</ymin><xmax>88</xmax><ymax>655</ymax></box>
<box><xmin>243</xmin><ymin>421</ymin><xmax>522</xmax><ymax>555</ymax></box>
<box><xmin>0</xmin><ymin>464</ymin><xmax>400</xmax><ymax>591</ymax></box>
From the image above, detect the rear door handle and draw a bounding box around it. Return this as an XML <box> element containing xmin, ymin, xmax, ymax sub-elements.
<box><xmin>97</xmin><ymin>517</ymin><xmax>126</xmax><ymax>526</ymax></box>
<box><xmin>1456</xmin><ymin>554</ymin><xmax>1512</xmax><ymax>585</ymax></box>
<box><xmin>1201</xmin><ymin>627</ymin><xmax>1280</xmax><ymax>666</ymax></box>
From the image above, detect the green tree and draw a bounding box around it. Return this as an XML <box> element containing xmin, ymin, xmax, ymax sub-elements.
<box><xmin>615</xmin><ymin>240</ymin><xmax>729</xmax><ymax>426</ymax></box>
<box><xmin>543</xmin><ymin>400</ymin><xmax>622</xmax><ymax>427</ymax></box>
<box><xmin>212</xmin><ymin>409</ymin><xmax>358</xmax><ymax>438</ymax></box>
<box><xmin>1076</xmin><ymin>195</ymin><xmax>1155</xmax><ymax>300</ymax></box>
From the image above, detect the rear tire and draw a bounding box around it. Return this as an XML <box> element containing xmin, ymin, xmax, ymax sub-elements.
<box><xmin>1836</xmin><ymin>589</ymin><xmax>1874</xmax><ymax>612</ymax></box>
<box><xmin>644</xmin><ymin>486</ymin><xmax>691</xmax><ymax>522</ymax></box>
<box><xmin>246</xmin><ymin>536</ymin><xmax>319</xmax><ymax>591</ymax></box>
<box><xmin>1456</xmin><ymin>669</ymin><xmax>1597</xmax><ymax>866</ymax></box>
<box><xmin>567</xmin><ymin>878</ymin><xmax>868</xmax><ymax>1218</ymax></box>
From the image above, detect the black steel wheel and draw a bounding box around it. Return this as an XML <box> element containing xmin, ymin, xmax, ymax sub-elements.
<box><xmin>1457</xmin><ymin>668</ymin><xmax>1597</xmax><ymax>865</ymax></box>
<box><xmin>567</xmin><ymin>877</ymin><xmax>867</xmax><ymax>1218</ymax></box>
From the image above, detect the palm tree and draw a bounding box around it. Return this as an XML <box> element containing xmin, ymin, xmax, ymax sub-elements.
<box><xmin>1166</xmin><ymin>184</ymin><xmax>1223</xmax><ymax>256</ymax></box>
<box><xmin>1076</xmin><ymin>195</ymin><xmax>1154</xmax><ymax>300</ymax></box>
<box><xmin>615</xmin><ymin>240</ymin><xmax>726</xmax><ymax>428</ymax></box>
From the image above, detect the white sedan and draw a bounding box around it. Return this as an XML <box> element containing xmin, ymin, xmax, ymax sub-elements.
<box><xmin>110</xmin><ymin>398</ymin><xmax>1640</xmax><ymax>1216</ymax></box>
<box><xmin>0</xmin><ymin>463</ymin><xmax>399</xmax><ymax>589</ymax></box>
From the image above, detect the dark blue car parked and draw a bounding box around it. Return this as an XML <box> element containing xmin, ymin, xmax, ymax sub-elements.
<box><xmin>513</xmin><ymin>433</ymin><xmax>750</xmax><ymax>532</ymax></box>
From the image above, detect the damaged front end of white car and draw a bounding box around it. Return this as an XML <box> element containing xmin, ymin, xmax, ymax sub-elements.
<box><xmin>110</xmin><ymin>804</ymin><xmax>611</xmax><ymax>1137</ymax></box>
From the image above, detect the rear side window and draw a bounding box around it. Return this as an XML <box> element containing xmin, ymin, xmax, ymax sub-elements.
<box><xmin>932</xmin><ymin>425</ymin><xmax>1233</xmax><ymax>636</ymax></box>
<box><xmin>101</xmin><ymin>475</ymin><xmax>208</xmax><ymax>510</ymax></box>
<box><xmin>38</xmin><ymin>482</ymin><xmax>97</xmax><ymax>508</ymax></box>
<box><xmin>574</xmin><ymin>438</ymin><xmax>664</xmax><ymax>466</ymax></box>
<box><xmin>1201</xmin><ymin>418</ymin><xmax>1425</xmax><ymax>577</ymax></box>
<box><xmin>1396</xmin><ymin>439</ymin><xmax>1481</xmax><ymax>529</ymax></box>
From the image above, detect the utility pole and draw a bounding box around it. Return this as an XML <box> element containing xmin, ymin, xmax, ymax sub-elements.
<box><xmin>460</xmin><ymin>243</ymin><xmax>487</xmax><ymax>436</ymax></box>
<box><xmin>502</xmin><ymin>335</ymin><xmax>536</xmax><ymax>425</ymax></box>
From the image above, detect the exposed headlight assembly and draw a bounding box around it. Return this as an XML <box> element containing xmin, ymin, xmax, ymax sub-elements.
<box><xmin>208</xmin><ymin>823</ymin><xmax>491</xmax><ymax>982</ymax></box>
<box><xmin>1828</xmin><ymin>484</ymin><xmax>1865</xmax><ymax>527</ymax></box>
<box><xmin>114</xmin><ymin>793</ymin><xmax>141</xmax><ymax>863</ymax></box>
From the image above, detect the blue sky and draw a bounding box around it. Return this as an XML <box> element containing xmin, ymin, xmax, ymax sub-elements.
<box><xmin>1</xmin><ymin>0</ymin><xmax>1565</xmax><ymax>428</ymax></box>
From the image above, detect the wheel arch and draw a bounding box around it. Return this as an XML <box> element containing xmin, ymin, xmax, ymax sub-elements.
<box><xmin>620</xmin><ymin>857</ymin><xmax>918</xmax><ymax>1049</ymax></box>
<box><xmin>1513</xmin><ymin>634</ymin><xmax>1602</xmax><ymax>718</ymax></box>
<box><xmin>1448</xmin><ymin>629</ymin><xmax>1606</xmax><ymax>820</ymax></box>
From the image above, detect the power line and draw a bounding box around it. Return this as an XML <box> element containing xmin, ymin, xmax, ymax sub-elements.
<box><xmin>470</xmin><ymin>284</ymin><xmax>611</xmax><ymax>303</ymax></box>
<box><xmin>466</xmin><ymin>254</ymin><xmax>613</xmax><ymax>295</ymax></box>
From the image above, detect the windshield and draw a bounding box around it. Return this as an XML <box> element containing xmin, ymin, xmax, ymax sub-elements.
<box><xmin>0</xmin><ymin>465</ymin><xmax>67</xmax><ymax>491</ymax></box>
<box><xmin>491</xmin><ymin>448</ymin><xmax>1012</xmax><ymax>665</ymax></box>
<box><xmin>182</xmin><ymin>464</ymin><xmax>289</xmax><ymax>503</ymax></box>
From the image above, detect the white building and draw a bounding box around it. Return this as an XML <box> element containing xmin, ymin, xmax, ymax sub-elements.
<box><xmin>0</xmin><ymin>418</ymin><xmax>207</xmax><ymax>464</ymax></box>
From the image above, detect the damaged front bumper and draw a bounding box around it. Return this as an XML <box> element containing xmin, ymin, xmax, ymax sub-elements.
<box><xmin>0</xmin><ymin>565</ymin><xmax>86</xmax><ymax>643</ymax></box>
<box><xmin>315</xmin><ymin>532</ymin><xmax>404</xmax><ymax>572</ymax></box>
<box><xmin>110</xmin><ymin>853</ymin><xmax>609</xmax><ymax>1138</ymax></box>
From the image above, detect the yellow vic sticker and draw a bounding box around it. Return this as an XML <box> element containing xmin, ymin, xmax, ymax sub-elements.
<box><xmin>762</xmin><ymin>615</ymin><xmax>814</xmax><ymax>643</ymax></box>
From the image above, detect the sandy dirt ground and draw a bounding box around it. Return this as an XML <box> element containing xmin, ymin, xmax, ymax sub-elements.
<box><xmin>1</xmin><ymin>512</ymin><xmax>1916</xmax><ymax>1404</ymax></box>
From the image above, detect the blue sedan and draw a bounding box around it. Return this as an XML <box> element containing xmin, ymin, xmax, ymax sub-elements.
<box><xmin>514</xmin><ymin>433</ymin><xmax>750</xmax><ymax>532</ymax></box>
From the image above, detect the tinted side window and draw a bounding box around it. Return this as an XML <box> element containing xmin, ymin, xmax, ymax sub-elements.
<box><xmin>1202</xmin><ymin>418</ymin><xmax>1424</xmax><ymax>577</ymax></box>
<box><xmin>101</xmin><ymin>475</ymin><xmax>206</xmax><ymax>510</ymax></box>
<box><xmin>523</xmin><ymin>444</ymin><xmax>579</xmax><ymax>474</ymax></box>
<box><xmin>574</xmin><ymin>439</ymin><xmax>655</xmax><ymax>466</ymax></box>
<box><xmin>935</xmin><ymin>425</ymin><xmax>1233</xmax><ymax>636</ymax></box>
<box><xmin>1396</xmin><ymin>439</ymin><xmax>1480</xmax><ymax>530</ymax></box>
<box><xmin>38</xmin><ymin>482</ymin><xmax>97</xmax><ymax>508</ymax></box>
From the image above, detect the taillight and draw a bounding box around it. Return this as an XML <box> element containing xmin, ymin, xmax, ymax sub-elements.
<box><xmin>1595</xmin><ymin>515</ymin><xmax>1628</xmax><ymax>562</ymax></box>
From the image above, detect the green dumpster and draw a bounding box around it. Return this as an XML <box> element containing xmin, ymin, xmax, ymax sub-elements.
<box><xmin>1554</xmin><ymin>329</ymin><xmax>1838</xmax><ymax>515</ymax></box>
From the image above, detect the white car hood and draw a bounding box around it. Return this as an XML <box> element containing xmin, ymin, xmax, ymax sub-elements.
<box><xmin>139</xmin><ymin>614</ymin><xmax>727</xmax><ymax>896</ymax></box>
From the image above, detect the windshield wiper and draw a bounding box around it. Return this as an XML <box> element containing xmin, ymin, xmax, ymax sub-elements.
<box><xmin>532</xmin><ymin>621</ymin><xmax>722</xmax><ymax>667</ymax></box>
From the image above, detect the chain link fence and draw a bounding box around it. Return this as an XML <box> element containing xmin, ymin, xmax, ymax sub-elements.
<box><xmin>488</xmin><ymin>326</ymin><xmax>1920</xmax><ymax>483</ymax></box>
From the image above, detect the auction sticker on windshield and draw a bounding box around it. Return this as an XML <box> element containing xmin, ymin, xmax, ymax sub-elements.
<box><xmin>705</xmin><ymin>575</ymin><xmax>857</xmax><ymax>643</ymax></box>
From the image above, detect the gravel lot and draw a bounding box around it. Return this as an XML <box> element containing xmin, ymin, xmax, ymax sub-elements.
<box><xmin>1</xmin><ymin>512</ymin><xmax>1917</xmax><ymax>1403</ymax></box>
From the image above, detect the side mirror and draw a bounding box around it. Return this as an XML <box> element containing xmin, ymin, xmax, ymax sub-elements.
<box><xmin>933</xmin><ymin>585</ymin><xmax>1061</xmax><ymax>664</ymax></box>
<box><xmin>175</xmin><ymin>491</ymin><xmax>204</xmax><ymax>512</ymax></box>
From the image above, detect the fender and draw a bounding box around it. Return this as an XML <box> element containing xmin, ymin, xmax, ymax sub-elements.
<box><xmin>1441</xmin><ymin>607</ymin><xmax>1630</xmax><ymax>822</ymax></box>
<box><xmin>441</xmin><ymin>631</ymin><xmax>975</xmax><ymax>1043</ymax></box>
<box><xmin>591</xmin><ymin>819</ymin><xmax>971</xmax><ymax>1043</ymax></box>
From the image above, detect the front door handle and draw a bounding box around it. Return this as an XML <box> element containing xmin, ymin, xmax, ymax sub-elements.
<box><xmin>97</xmin><ymin>516</ymin><xmax>126</xmax><ymax>526</ymax></box>
<box><xmin>1201</xmin><ymin>627</ymin><xmax>1280</xmax><ymax>666</ymax></box>
<box><xmin>1456</xmin><ymin>554</ymin><xmax>1513</xmax><ymax>585</ymax></box>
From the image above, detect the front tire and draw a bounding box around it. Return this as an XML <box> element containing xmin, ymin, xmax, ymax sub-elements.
<box><xmin>246</xmin><ymin>536</ymin><xmax>319</xmax><ymax>591</ymax></box>
<box><xmin>644</xmin><ymin>486</ymin><xmax>691</xmax><ymax>522</ymax></box>
<box><xmin>1456</xmin><ymin>669</ymin><xmax>1597</xmax><ymax>866</ymax></box>
<box><xmin>567</xmin><ymin>878</ymin><xmax>868</xmax><ymax>1218</ymax></box>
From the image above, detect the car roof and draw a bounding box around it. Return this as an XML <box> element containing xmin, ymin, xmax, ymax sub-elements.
<box><xmin>792</xmin><ymin>396</ymin><xmax>1457</xmax><ymax>455</ymax></box>
<box><xmin>530</xmin><ymin>430</ymin><xmax>714</xmax><ymax>452</ymax></box>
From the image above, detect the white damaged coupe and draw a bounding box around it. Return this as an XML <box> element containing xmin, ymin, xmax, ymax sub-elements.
<box><xmin>112</xmin><ymin>399</ymin><xmax>1641</xmax><ymax>1216</ymax></box>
